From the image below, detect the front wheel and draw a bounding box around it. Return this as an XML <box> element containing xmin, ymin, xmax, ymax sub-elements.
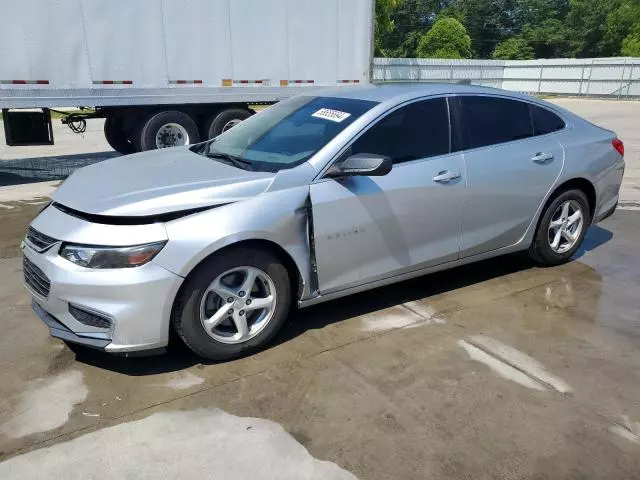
<box><xmin>172</xmin><ymin>247</ymin><xmax>291</xmax><ymax>361</ymax></box>
<box><xmin>529</xmin><ymin>189</ymin><xmax>590</xmax><ymax>266</ymax></box>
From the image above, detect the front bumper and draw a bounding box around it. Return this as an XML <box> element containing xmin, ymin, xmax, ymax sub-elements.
<box><xmin>31</xmin><ymin>301</ymin><xmax>111</xmax><ymax>350</ymax></box>
<box><xmin>23</xmin><ymin>242</ymin><xmax>183</xmax><ymax>354</ymax></box>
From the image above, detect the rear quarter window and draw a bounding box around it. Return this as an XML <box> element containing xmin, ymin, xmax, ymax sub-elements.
<box><xmin>530</xmin><ymin>104</ymin><xmax>566</xmax><ymax>135</ymax></box>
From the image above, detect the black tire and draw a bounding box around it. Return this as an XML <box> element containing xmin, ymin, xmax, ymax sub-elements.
<box><xmin>203</xmin><ymin>108</ymin><xmax>252</xmax><ymax>139</ymax></box>
<box><xmin>104</xmin><ymin>117</ymin><xmax>136</xmax><ymax>154</ymax></box>
<box><xmin>172</xmin><ymin>247</ymin><xmax>292</xmax><ymax>361</ymax></box>
<box><xmin>134</xmin><ymin>110</ymin><xmax>200</xmax><ymax>151</ymax></box>
<box><xmin>529</xmin><ymin>189</ymin><xmax>591</xmax><ymax>266</ymax></box>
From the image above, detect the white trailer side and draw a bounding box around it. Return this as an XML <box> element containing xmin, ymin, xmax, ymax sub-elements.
<box><xmin>0</xmin><ymin>0</ymin><xmax>374</xmax><ymax>152</ymax></box>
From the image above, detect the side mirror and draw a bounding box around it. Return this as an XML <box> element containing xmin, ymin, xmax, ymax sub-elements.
<box><xmin>326</xmin><ymin>153</ymin><xmax>392</xmax><ymax>178</ymax></box>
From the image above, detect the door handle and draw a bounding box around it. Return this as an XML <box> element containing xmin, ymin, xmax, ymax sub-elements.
<box><xmin>531</xmin><ymin>152</ymin><xmax>554</xmax><ymax>163</ymax></box>
<box><xmin>433</xmin><ymin>170</ymin><xmax>461</xmax><ymax>183</ymax></box>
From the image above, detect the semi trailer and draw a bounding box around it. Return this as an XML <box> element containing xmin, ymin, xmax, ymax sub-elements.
<box><xmin>0</xmin><ymin>0</ymin><xmax>373</xmax><ymax>153</ymax></box>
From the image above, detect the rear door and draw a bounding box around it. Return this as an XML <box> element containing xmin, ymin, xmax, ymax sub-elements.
<box><xmin>453</xmin><ymin>96</ymin><xmax>565</xmax><ymax>257</ymax></box>
<box><xmin>310</xmin><ymin>97</ymin><xmax>466</xmax><ymax>294</ymax></box>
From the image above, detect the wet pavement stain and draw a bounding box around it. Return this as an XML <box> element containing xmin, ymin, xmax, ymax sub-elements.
<box><xmin>1</xmin><ymin>370</ymin><xmax>88</xmax><ymax>439</ymax></box>
<box><xmin>0</xmin><ymin>410</ymin><xmax>357</xmax><ymax>479</ymax></box>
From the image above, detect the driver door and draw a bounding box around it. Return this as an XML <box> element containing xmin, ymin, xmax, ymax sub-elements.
<box><xmin>310</xmin><ymin>97</ymin><xmax>467</xmax><ymax>294</ymax></box>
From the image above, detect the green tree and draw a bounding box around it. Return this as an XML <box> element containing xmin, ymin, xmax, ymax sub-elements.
<box><xmin>416</xmin><ymin>17</ymin><xmax>472</xmax><ymax>58</ymax></box>
<box><xmin>621</xmin><ymin>24</ymin><xmax>640</xmax><ymax>56</ymax></box>
<box><xmin>446</xmin><ymin>0</ymin><xmax>517</xmax><ymax>58</ymax></box>
<box><xmin>564</xmin><ymin>0</ymin><xmax>619</xmax><ymax>57</ymax></box>
<box><xmin>523</xmin><ymin>19</ymin><xmax>572</xmax><ymax>58</ymax></box>
<box><xmin>600</xmin><ymin>1</ymin><xmax>640</xmax><ymax>55</ymax></box>
<box><xmin>379</xmin><ymin>0</ymin><xmax>455</xmax><ymax>57</ymax></box>
<box><xmin>375</xmin><ymin>0</ymin><xmax>403</xmax><ymax>56</ymax></box>
<box><xmin>448</xmin><ymin>0</ymin><xmax>563</xmax><ymax>58</ymax></box>
<box><xmin>492</xmin><ymin>37</ymin><xmax>535</xmax><ymax>59</ymax></box>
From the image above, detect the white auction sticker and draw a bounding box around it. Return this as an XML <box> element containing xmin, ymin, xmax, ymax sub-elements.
<box><xmin>312</xmin><ymin>108</ymin><xmax>351</xmax><ymax>123</ymax></box>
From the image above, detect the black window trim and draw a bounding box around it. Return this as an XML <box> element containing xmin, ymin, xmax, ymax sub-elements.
<box><xmin>447</xmin><ymin>93</ymin><xmax>571</xmax><ymax>155</ymax></box>
<box><xmin>316</xmin><ymin>94</ymin><xmax>456</xmax><ymax>180</ymax></box>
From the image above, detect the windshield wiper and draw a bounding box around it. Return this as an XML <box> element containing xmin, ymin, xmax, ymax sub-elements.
<box><xmin>204</xmin><ymin>151</ymin><xmax>253</xmax><ymax>170</ymax></box>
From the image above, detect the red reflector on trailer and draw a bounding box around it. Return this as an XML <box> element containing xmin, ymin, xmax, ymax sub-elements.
<box><xmin>612</xmin><ymin>138</ymin><xmax>624</xmax><ymax>156</ymax></box>
<box><xmin>169</xmin><ymin>80</ymin><xmax>203</xmax><ymax>85</ymax></box>
<box><xmin>92</xmin><ymin>80</ymin><xmax>133</xmax><ymax>85</ymax></box>
<box><xmin>0</xmin><ymin>80</ymin><xmax>49</xmax><ymax>85</ymax></box>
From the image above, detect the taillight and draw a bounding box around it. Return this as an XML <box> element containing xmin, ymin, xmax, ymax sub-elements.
<box><xmin>612</xmin><ymin>138</ymin><xmax>624</xmax><ymax>156</ymax></box>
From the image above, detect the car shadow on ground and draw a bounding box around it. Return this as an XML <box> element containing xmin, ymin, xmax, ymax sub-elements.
<box><xmin>0</xmin><ymin>151</ymin><xmax>118</xmax><ymax>186</ymax></box>
<box><xmin>572</xmin><ymin>224</ymin><xmax>614</xmax><ymax>259</ymax></box>
<box><xmin>69</xmin><ymin>224</ymin><xmax>614</xmax><ymax>376</ymax></box>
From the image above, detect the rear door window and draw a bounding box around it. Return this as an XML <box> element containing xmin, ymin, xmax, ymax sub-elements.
<box><xmin>350</xmin><ymin>97</ymin><xmax>450</xmax><ymax>164</ymax></box>
<box><xmin>530</xmin><ymin>104</ymin><xmax>565</xmax><ymax>135</ymax></box>
<box><xmin>457</xmin><ymin>96</ymin><xmax>534</xmax><ymax>149</ymax></box>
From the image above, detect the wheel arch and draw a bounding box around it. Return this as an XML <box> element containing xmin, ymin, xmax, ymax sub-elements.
<box><xmin>167</xmin><ymin>237</ymin><xmax>306</xmax><ymax>348</ymax></box>
<box><xmin>519</xmin><ymin>176</ymin><xmax>597</xmax><ymax>252</ymax></box>
<box><xmin>545</xmin><ymin>177</ymin><xmax>597</xmax><ymax>221</ymax></box>
<box><xmin>175</xmin><ymin>237</ymin><xmax>305</xmax><ymax>305</ymax></box>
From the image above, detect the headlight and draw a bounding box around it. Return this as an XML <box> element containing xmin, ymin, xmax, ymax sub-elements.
<box><xmin>59</xmin><ymin>241</ymin><xmax>166</xmax><ymax>269</ymax></box>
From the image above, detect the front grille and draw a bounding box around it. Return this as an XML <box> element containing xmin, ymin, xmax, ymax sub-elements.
<box><xmin>26</xmin><ymin>227</ymin><xmax>58</xmax><ymax>252</ymax></box>
<box><xmin>23</xmin><ymin>256</ymin><xmax>51</xmax><ymax>298</ymax></box>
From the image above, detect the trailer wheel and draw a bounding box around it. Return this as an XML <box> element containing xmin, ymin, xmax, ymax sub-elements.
<box><xmin>135</xmin><ymin>110</ymin><xmax>200</xmax><ymax>151</ymax></box>
<box><xmin>104</xmin><ymin>117</ymin><xmax>136</xmax><ymax>155</ymax></box>
<box><xmin>204</xmin><ymin>108</ymin><xmax>252</xmax><ymax>139</ymax></box>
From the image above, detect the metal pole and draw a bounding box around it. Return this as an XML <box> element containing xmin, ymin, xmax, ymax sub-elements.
<box><xmin>537</xmin><ymin>64</ymin><xmax>544</xmax><ymax>95</ymax></box>
<box><xmin>618</xmin><ymin>59</ymin><xmax>627</xmax><ymax>99</ymax></box>
<box><xmin>479</xmin><ymin>63</ymin><xmax>484</xmax><ymax>86</ymax></box>
<box><xmin>368</xmin><ymin>0</ymin><xmax>376</xmax><ymax>84</ymax></box>
<box><xmin>578</xmin><ymin>64</ymin><xmax>585</xmax><ymax>95</ymax></box>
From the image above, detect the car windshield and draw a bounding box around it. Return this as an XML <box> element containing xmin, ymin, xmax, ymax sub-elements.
<box><xmin>193</xmin><ymin>96</ymin><xmax>378</xmax><ymax>172</ymax></box>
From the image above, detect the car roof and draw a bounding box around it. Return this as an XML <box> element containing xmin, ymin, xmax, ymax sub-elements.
<box><xmin>315</xmin><ymin>82</ymin><xmax>540</xmax><ymax>104</ymax></box>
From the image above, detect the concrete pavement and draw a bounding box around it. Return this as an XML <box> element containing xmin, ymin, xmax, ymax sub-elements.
<box><xmin>0</xmin><ymin>206</ymin><xmax>639</xmax><ymax>478</ymax></box>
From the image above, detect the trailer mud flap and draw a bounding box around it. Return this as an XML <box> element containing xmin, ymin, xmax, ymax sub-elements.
<box><xmin>2</xmin><ymin>108</ymin><xmax>54</xmax><ymax>146</ymax></box>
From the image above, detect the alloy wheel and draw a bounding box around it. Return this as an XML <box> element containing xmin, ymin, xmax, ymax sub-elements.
<box><xmin>548</xmin><ymin>199</ymin><xmax>584</xmax><ymax>254</ymax></box>
<box><xmin>199</xmin><ymin>266</ymin><xmax>277</xmax><ymax>344</ymax></box>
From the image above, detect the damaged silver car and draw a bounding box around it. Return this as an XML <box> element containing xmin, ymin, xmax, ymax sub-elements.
<box><xmin>22</xmin><ymin>84</ymin><xmax>624</xmax><ymax>359</ymax></box>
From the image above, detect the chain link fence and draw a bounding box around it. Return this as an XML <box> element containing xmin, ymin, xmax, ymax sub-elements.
<box><xmin>373</xmin><ymin>57</ymin><xmax>640</xmax><ymax>98</ymax></box>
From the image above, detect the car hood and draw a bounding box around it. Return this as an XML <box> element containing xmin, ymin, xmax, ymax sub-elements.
<box><xmin>51</xmin><ymin>147</ymin><xmax>276</xmax><ymax>216</ymax></box>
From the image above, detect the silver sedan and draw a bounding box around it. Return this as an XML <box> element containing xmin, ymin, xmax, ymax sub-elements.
<box><xmin>22</xmin><ymin>84</ymin><xmax>625</xmax><ymax>360</ymax></box>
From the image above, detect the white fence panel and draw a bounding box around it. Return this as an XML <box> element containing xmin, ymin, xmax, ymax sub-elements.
<box><xmin>373</xmin><ymin>57</ymin><xmax>640</xmax><ymax>98</ymax></box>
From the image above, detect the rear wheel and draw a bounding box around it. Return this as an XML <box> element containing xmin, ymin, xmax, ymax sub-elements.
<box><xmin>529</xmin><ymin>189</ymin><xmax>590</xmax><ymax>266</ymax></box>
<box><xmin>203</xmin><ymin>108</ymin><xmax>252</xmax><ymax>139</ymax></box>
<box><xmin>104</xmin><ymin>117</ymin><xmax>136</xmax><ymax>154</ymax></box>
<box><xmin>172</xmin><ymin>247</ymin><xmax>291</xmax><ymax>361</ymax></box>
<box><xmin>135</xmin><ymin>110</ymin><xmax>200</xmax><ymax>151</ymax></box>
